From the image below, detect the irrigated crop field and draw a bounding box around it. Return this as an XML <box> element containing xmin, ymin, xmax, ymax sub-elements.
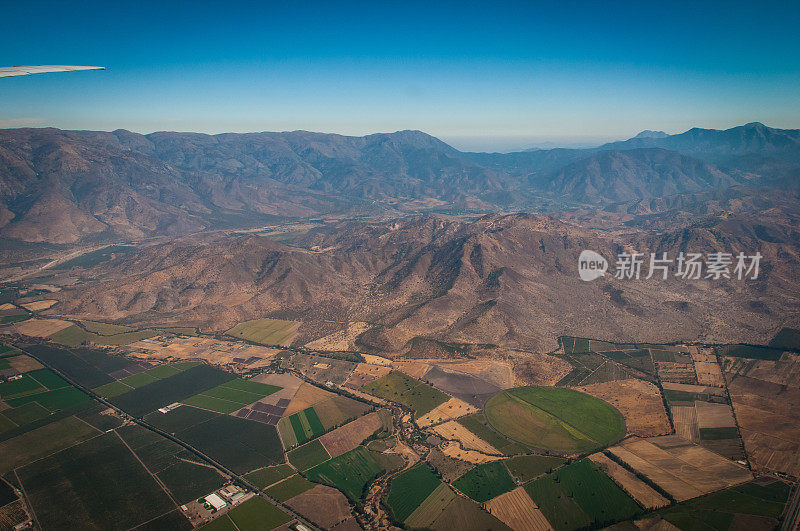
<box><xmin>17</xmin><ymin>431</ymin><xmax>175</xmax><ymax>529</ymax></box>
<box><xmin>525</xmin><ymin>459</ymin><xmax>641</xmax><ymax>529</ymax></box>
<box><xmin>452</xmin><ymin>460</ymin><xmax>516</xmax><ymax>502</ymax></box>
<box><xmin>226</xmin><ymin>318</ymin><xmax>300</xmax><ymax>346</ymax></box>
<box><xmin>305</xmin><ymin>446</ymin><xmax>383</xmax><ymax>501</ymax></box>
<box><xmin>360</xmin><ymin>370</ymin><xmax>449</xmax><ymax>418</ymax></box>
<box><xmin>386</xmin><ymin>462</ymin><xmax>442</xmax><ymax>523</ymax></box>
<box><xmin>485</xmin><ymin>386</ymin><xmax>625</xmax><ymax>453</ymax></box>
<box><xmin>318</xmin><ymin>410</ymin><xmax>384</xmax><ymax>457</ymax></box>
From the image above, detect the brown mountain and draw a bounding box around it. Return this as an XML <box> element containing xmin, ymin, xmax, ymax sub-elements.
<box><xmin>50</xmin><ymin>213</ymin><xmax>800</xmax><ymax>354</ymax></box>
<box><xmin>2</xmin><ymin>124</ymin><xmax>797</xmax><ymax>245</ymax></box>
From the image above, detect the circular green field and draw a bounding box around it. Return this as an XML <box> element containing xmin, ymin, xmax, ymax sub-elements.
<box><xmin>484</xmin><ymin>386</ymin><xmax>625</xmax><ymax>454</ymax></box>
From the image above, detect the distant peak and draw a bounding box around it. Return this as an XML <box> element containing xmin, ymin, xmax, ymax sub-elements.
<box><xmin>743</xmin><ymin>122</ymin><xmax>767</xmax><ymax>129</ymax></box>
<box><xmin>632</xmin><ymin>130</ymin><xmax>668</xmax><ymax>139</ymax></box>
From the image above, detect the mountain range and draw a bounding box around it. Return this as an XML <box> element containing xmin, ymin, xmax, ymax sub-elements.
<box><xmin>1</xmin><ymin>122</ymin><xmax>798</xmax><ymax>244</ymax></box>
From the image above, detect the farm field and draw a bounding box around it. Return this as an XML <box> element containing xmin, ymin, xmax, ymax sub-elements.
<box><xmin>17</xmin><ymin>431</ymin><xmax>175</xmax><ymax>530</ymax></box>
<box><xmin>11</xmin><ymin>318</ymin><xmax>72</xmax><ymax>338</ymax></box>
<box><xmin>0</xmin><ymin>415</ymin><xmax>99</xmax><ymax>472</ymax></box>
<box><xmin>157</xmin><ymin>459</ymin><xmax>227</xmax><ymax>504</ymax></box>
<box><xmin>243</xmin><ymin>464</ymin><xmax>294</xmax><ymax>488</ymax></box>
<box><xmin>503</xmin><ymin>454</ymin><xmax>566</xmax><ymax>483</ymax></box>
<box><xmin>607</xmin><ymin>435</ymin><xmax>753</xmax><ymax>502</ymax></box>
<box><xmin>287</xmin><ymin>439</ymin><xmax>331</xmax><ymax>470</ymax></box>
<box><xmin>416</xmin><ymin>396</ymin><xmax>478</xmax><ymax>427</ymax></box>
<box><xmin>318</xmin><ymin>411</ymin><xmax>383</xmax><ymax>457</ymax></box>
<box><xmin>110</xmin><ymin>364</ymin><xmax>236</xmax><ymax>416</ymax></box>
<box><xmin>305</xmin><ymin>446</ymin><xmax>383</xmax><ymax>501</ymax></box>
<box><xmin>226</xmin><ymin>318</ymin><xmax>300</xmax><ymax>345</ymax></box>
<box><xmin>723</xmin><ymin>360</ymin><xmax>800</xmax><ymax>477</ymax></box>
<box><xmin>456</xmin><ymin>412</ymin><xmax>527</xmax><ymax>455</ymax></box>
<box><xmin>588</xmin><ymin>452</ymin><xmax>669</xmax><ymax>509</ymax></box>
<box><xmin>183</xmin><ymin>378</ymin><xmax>281</xmax><ymax>413</ymax></box>
<box><xmin>403</xmin><ymin>482</ymin><xmax>456</xmax><ymax>529</ymax></box>
<box><xmin>360</xmin><ymin>370</ymin><xmax>449</xmax><ymax>418</ymax></box>
<box><xmin>452</xmin><ymin>460</ymin><xmax>516</xmax><ymax>502</ymax></box>
<box><xmin>265</xmin><ymin>474</ymin><xmax>315</xmax><ymax>502</ymax></box>
<box><xmin>48</xmin><ymin>325</ymin><xmax>158</xmax><ymax>347</ymax></box>
<box><xmin>386</xmin><ymin>462</ymin><xmax>442</xmax><ymax>523</ymax></box>
<box><xmin>431</xmin><ymin>419</ymin><xmax>500</xmax><ymax>454</ymax></box>
<box><xmin>574</xmin><ymin>379</ymin><xmax>670</xmax><ymax>437</ymax></box>
<box><xmin>525</xmin><ymin>459</ymin><xmax>641</xmax><ymax>529</ymax></box>
<box><xmin>427</xmin><ymin>495</ymin><xmax>510</xmax><ymax>530</ymax></box>
<box><xmin>146</xmin><ymin>405</ymin><xmax>284</xmax><ymax>474</ymax></box>
<box><xmin>426</xmin><ymin>447</ymin><xmax>475</xmax><ymax>481</ymax></box>
<box><xmin>658</xmin><ymin>478</ymin><xmax>792</xmax><ymax>530</ymax></box>
<box><xmin>484</xmin><ymin>486</ymin><xmax>552</xmax><ymax>531</ymax></box>
<box><xmin>285</xmin><ymin>484</ymin><xmax>354</xmax><ymax>529</ymax></box>
<box><xmin>421</xmin><ymin>364</ymin><xmax>503</xmax><ymax>408</ymax></box>
<box><xmin>130</xmin><ymin>336</ymin><xmax>280</xmax><ymax>366</ymax></box>
<box><xmin>485</xmin><ymin>386</ymin><xmax>625</xmax><ymax>453</ymax></box>
<box><xmin>224</xmin><ymin>496</ymin><xmax>291</xmax><ymax>531</ymax></box>
<box><xmin>280</xmin><ymin>406</ymin><xmax>326</xmax><ymax>445</ymax></box>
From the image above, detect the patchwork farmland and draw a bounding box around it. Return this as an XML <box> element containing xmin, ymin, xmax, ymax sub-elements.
<box><xmin>1</xmin><ymin>325</ymin><xmax>797</xmax><ymax>530</ymax></box>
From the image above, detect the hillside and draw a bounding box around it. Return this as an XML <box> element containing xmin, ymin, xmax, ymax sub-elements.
<box><xmin>48</xmin><ymin>213</ymin><xmax>800</xmax><ymax>353</ymax></box>
<box><xmin>1</xmin><ymin>123</ymin><xmax>798</xmax><ymax>244</ymax></box>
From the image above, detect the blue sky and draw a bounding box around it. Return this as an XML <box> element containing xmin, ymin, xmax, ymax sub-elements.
<box><xmin>1</xmin><ymin>0</ymin><xmax>798</xmax><ymax>150</ymax></box>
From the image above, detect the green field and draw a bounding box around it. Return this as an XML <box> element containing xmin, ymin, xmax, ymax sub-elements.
<box><xmin>25</xmin><ymin>344</ymin><xmax>125</xmax><ymax>388</ymax></box>
<box><xmin>281</xmin><ymin>406</ymin><xmax>327</xmax><ymax>444</ymax></box>
<box><xmin>659</xmin><ymin>479</ymin><xmax>791</xmax><ymax>529</ymax></box>
<box><xmin>503</xmin><ymin>454</ymin><xmax>566</xmax><ymax>483</ymax></box>
<box><xmin>93</xmin><ymin>380</ymin><xmax>133</xmax><ymax>398</ymax></box>
<box><xmin>157</xmin><ymin>460</ymin><xmax>226</xmax><ymax>504</ymax></box>
<box><xmin>457</xmin><ymin>412</ymin><xmax>526</xmax><ymax>455</ymax></box>
<box><xmin>0</xmin><ymin>314</ymin><xmax>31</xmax><ymax>324</ymax></box>
<box><xmin>453</xmin><ymin>460</ymin><xmax>516</xmax><ymax>503</ymax></box>
<box><xmin>48</xmin><ymin>325</ymin><xmax>158</xmax><ymax>347</ymax></box>
<box><xmin>717</xmin><ymin>344</ymin><xmax>784</xmax><ymax>360</ymax></box>
<box><xmin>0</xmin><ymin>402</ymin><xmax>50</xmax><ymax>428</ymax></box>
<box><xmin>386</xmin><ymin>462</ymin><xmax>442</xmax><ymax>523</ymax></box>
<box><xmin>184</xmin><ymin>378</ymin><xmax>281</xmax><ymax>413</ymax></box>
<box><xmin>226</xmin><ymin>496</ymin><xmax>291</xmax><ymax>531</ymax></box>
<box><xmin>0</xmin><ymin>374</ymin><xmax>44</xmax><ymax>398</ymax></box>
<box><xmin>287</xmin><ymin>439</ymin><xmax>331</xmax><ymax>470</ymax></box>
<box><xmin>243</xmin><ymin>464</ymin><xmax>295</xmax><ymax>488</ymax></box>
<box><xmin>265</xmin><ymin>474</ymin><xmax>315</xmax><ymax>502</ymax></box>
<box><xmin>17</xmin><ymin>431</ymin><xmax>174</xmax><ymax>529</ymax></box>
<box><xmin>111</xmin><ymin>364</ymin><xmax>236</xmax><ymax>416</ymax></box>
<box><xmin>485</xmin><ymin>386</ymin><xmax>625</xmax><ymax>453</ymax></box>
<box><xmin>7</xmin><ymin>386</ymin><xmax>90</xmax><ymax>411</ymax></box>
<box><xmin>525</xmin><ymin>476</ymin><xmax>591</xmax><ymax>531</ymax></box>
<box><xmin>527</xmin><ymin>460</ymin><xmax>641</xmax><ymax>528</ymax></box>
<box><xmin>80</xmin><ymin>320</ymin><xmax>136</xmax><ymax>334</ymax></box>
<box><xmin>306</xmin><ymin>445</ymin><xmax>383</xmax><ymax>500</ymax></box>
<box><xmin>360</xmin><ymin>370</ymin><xmax>449</xmax><ymax>418</ymax></box>
<box><xmin>169</xmin><ymin>410</ymin><xmax>285</xmax><ymax>474</ymax></box>
<box><xmin>120</xmin><ymin>371</ymin><xmax>160</xmax><ymax>388</ymax></box>
<box><xmin>226</xmin><ymin>318</ymin><xmax>298</xmax><ymax>345</ymax></box>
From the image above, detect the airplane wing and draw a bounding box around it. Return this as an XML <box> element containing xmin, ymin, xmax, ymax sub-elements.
<box><xmin>0</xmin><ymin>65</ymin><xmax>105</xmax><ymax>78</ymax></box>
